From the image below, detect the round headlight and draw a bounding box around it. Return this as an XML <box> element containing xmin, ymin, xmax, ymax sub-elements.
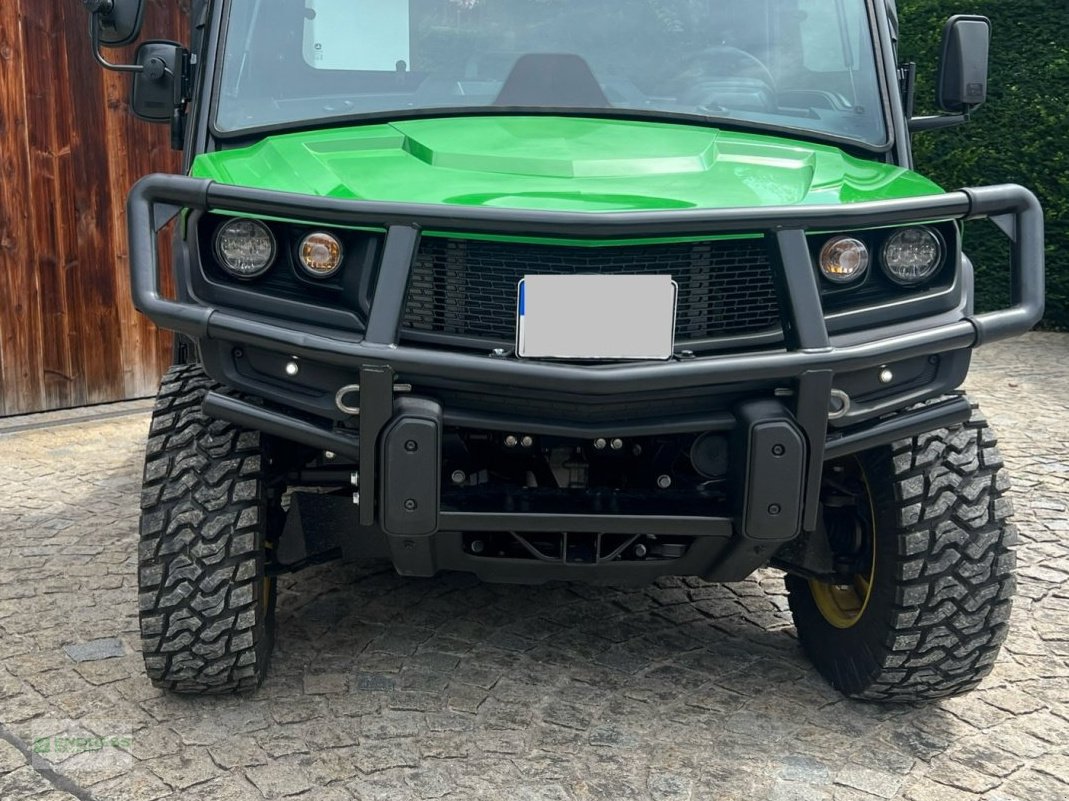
<box><xmin>819</xmin><ymin>236</ymin><xmax>870</xmax><ymax>284</ymax></box>
<box><xmin>298</xmin><ymin>232</ymin><xmax>344</xmax><ymax>278</ymax></box>
<box><xmin>881</xmin><ymin>227</ymin><xmax>943</xmax><ymax>285</ymax></box>
<box><xmin>214</xmin><ymin>219</ymin><xmax>276</xmax><ymax>278</ymax></box>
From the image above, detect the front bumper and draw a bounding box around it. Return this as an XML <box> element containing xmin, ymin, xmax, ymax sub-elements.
<box><xmin>132</xmin><ymin>177</ymin><xmax>1043</xmax><ymax>389</ymax></box>
<box><xmin>128</xmin><ymin>176</ymin><xmax>1044</xmax><ymax>581</ymax></box>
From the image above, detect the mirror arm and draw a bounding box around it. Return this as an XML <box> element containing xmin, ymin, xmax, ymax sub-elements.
<box><xmin>909</xmin><ymin>113</ymin><xmax>969</xmax><ymax>133</ymax></box>
<box><xmin>89</xmin><ymin>13</ymin><xmax>143</xmax><ymax>74</ymax></box>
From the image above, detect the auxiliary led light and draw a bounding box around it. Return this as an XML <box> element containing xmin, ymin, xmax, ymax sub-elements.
<box><xmin>819</xmin><ymin>236</ymin><xmax>870</xmax><ymax>284</ymax></box>
<box><xmin>882</xmin><ymin>227</ymin><xmax>943</xmax><ymax>285</ymax></box>
<box><xmin>298</xmin><ymin>232</ymin><xmax>344</xmax><ymax>278</ymax></box>
<box><xmin>213</xmin><ymin>219</ymin><xmax>276</xmax><ymax>279</ymax></box>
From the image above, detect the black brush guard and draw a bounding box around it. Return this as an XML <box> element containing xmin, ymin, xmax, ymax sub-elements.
<box><xmin>128</xmin><ymin>176</ymin><xmax>1044</xmax><ymax>582</ymax></box>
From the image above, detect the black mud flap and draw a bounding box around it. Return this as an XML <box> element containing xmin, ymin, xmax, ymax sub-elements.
<box><xmin>733</xmin><ymin>400</ymin><xmax>806</xmax><ymax>541</ymax></box>
<box><xmin>380</xmin><ymin>397</ymin><xmax>443</xmax><ymax>576</ymax></box>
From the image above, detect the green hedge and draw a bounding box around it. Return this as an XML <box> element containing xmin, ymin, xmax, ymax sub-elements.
<box><xmin>898</xmin><ymin>1</ymin><xmax>1069</xmax><ymax>329</ymax></box>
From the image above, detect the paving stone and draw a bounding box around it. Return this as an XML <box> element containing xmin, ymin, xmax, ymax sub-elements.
<box><xmin>146</xmin><ymin>748</ymin><xmax>222</xmax><ymax>791</ymax></box>
<box><xmin>349</xmin><ymin>774</ymin><xmax>421</xmax><ymax>801</ymax></box>
<box><xmin>0</xmin><ymin>766</ymin><xmax>60</xmax><ymax>798</ymax></box>
<box><xmin>24</xmin><ymin>791</ymin><xmax>84</xmax><ymax>801</ymax></box>
<box><xmin>779</xmin><ymin>755</ymin><xmax>832</xmax><ymax>784</ymax></box>
<box><xmin>925</xmin><ymin>758</ymin><xmax>1004</xmax><ymax>794</ymax></box>
<box><xmin>903</xmin><ymin>778</ymin><xmax>978</xmax><ymax>801</ymax></box>
<box><xmin>1031</xmin><ymin>751</ymin><xmax>1069</xmax><ymax>784</ymax></box>
<box><xmin>177</xmin><ymin>774</ymin><xmax>266</xmax><ymax>801</ymax></box>
<box><xmin>834</xmin><ymin>765</ymin><xmax>907</xmax><ymax>800</ymax></box>
<box><xmin>352</xmin><ymin>740</ymin><xmax>421</xmax><ymax>774</ymax></box>
<box><xmin>998</xmin><ymin>768</ymin><xmax>1069</xmax><ymax>800</ymax></box>
<box><xmin>539</xmin><ymin>701</ymin><xmax>594</xmax><ymax>732</ymax></box>
<box><xmin>90</xmin><ymin>767</ymin><xmax>173</xmax><ymax>801</ymax></box>
<box><xmin>475</xmin><ymin>729</ymin><xmax>528</xmax><ymax>755</ymax></box>
<box><xmin>304</xmin><ymin>672</ymin><xmax>349</xmax><ymax>695</ymax></box>
<box><xmin>206</xmin><ymin>735</ymin><xmax>270</xmax><ymax>770</ymax></box>
<box><xmin>258</xmin><ymin>731</ymin><xmax>312</xmax><ymax>759</ymax></box>
<box><xmin>245</xmin><ymin>762</ymin><xmax>316</xmax><ymax>797</ymax></box>
<box><xmin>61</xmin><ymin>638</ymin><xmax>124</xmax><ymax>663</ymax></box>
<box><xmin>304</xmin><ymin>745</ymin><xmax>363</xmax><ymax>785</ymax></box>
<box><xmin>354</xmin><ymin>674</ymin><xmax>397</xmax><ymax>692</ymax></box>
<box><xmin>403</xmin><ymin>766</ymin><xmax>454</xmax><ymax>799</ymax></box>
<box><xmin>647</xmin><ymin>770</ymin><xmax>694</xmax><ymax>801</ymax></box>
<box><xmin>769</xmin><ymin>782</ymin><xmax>832</xmax><ymax>801</ymax></box>
<box><xmin>359</xmin><ymin>711</ymin><xmax>424</xmax><ymax>740</ymax></box>
<box><xmin>0</xmin><ymin>738</ymin><xmax>25</xmax><ymax>773</ymax></box>
<box><xmin>978</xmin><ymin>687</ymin><xmax>1047</xmax><ymax>716</ymax></box>
<box><xmin>945</xmin><ymin>739</ymin><xmax>1025</xmax><ymax>778</ymax></box>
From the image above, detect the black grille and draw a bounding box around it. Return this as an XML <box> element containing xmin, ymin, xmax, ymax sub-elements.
<box><xmin>402</xmin><ymin>237</ymin><xmax>781</xmax><ymax>344</ymax></box>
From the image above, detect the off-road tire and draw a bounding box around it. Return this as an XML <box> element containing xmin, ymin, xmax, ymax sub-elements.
<box><xmin>138</xmin><ymin>364</ymin><xmax>276</xmax><ymax>693</ymax></box>
<box><xmin>787</xmin><ymin>403</ymin><xmax>1016</xmax><ymax>702</ymax></box>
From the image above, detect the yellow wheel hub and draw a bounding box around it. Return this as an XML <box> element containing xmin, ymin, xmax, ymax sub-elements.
<box><xmin>808</xmin><ymin>462</ymin><xmax>876</xmax><ymax>629</ymax></box>
<box><xmin>261</xmin><ymin>576</ymin><xmax>274</xmax><ymax>612</ymax></box>
<box><xmin>809</xmin><ymin>566</ymin><xmax>874</xmax><ymax>629</ymax></box>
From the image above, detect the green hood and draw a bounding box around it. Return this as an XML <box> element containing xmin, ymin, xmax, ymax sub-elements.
<box><xmin>193</xmin><ymin>116</ymin><xmax>942</xmax><ymax>212</ymax></box>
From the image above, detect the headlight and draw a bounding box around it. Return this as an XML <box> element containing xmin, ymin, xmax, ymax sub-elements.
<box><xmin>881</xmin><ymin>227</ymin><xmax>943</xmax><ymax>285</ymax></box>
<box><xmin>213</xmin><ymin>219</ymin><xmax>276</xmax><ymax>278</ymax></box>
<box><xmin>298</xmin><ymin>232</ymin><xmax>344</xmax><ymax>278</ymax></box>
<box><xmin>819</xmin><ymin>236</ymin><xmax>870</xmax><ymax>284</ymax></box>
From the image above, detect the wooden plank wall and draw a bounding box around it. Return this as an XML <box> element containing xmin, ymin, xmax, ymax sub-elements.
<box><xmin>0</xmin><ymin>0</ymin><xmax>187</xmax><ymax>416</ymax></box>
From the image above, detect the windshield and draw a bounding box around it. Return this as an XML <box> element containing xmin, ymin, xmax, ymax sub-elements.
<box><xmin>215</xmin><ymin>0</ymin><xmax>888</xmax><ymax>147</ymax></box>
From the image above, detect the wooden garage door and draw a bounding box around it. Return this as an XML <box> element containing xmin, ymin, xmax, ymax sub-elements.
<box><xmin>0</xmin><ymin>0</ymin><xmax>185</xmax><ymax>416</ymax></box>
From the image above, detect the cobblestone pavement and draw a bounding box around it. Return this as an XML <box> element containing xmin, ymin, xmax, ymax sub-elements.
<box><xmin>1</xmin><ymin>333</ymin><xmax>1067</xmax><ymax>801</ymax></box>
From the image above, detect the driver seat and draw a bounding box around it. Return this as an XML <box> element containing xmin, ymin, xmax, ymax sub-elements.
<box><xmin>494</xmin><ymin>53</ymin><xmax>611</xmax><ymax>108</ymax></box>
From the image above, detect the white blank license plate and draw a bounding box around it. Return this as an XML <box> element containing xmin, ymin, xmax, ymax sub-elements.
<box><xmin>517</xmin><ymin>275</ymin><xmax>677</xmax><ymax>360</ymax></box>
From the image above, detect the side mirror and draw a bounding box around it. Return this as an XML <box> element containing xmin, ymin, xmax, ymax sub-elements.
<box><xmin>83</xmin><ymin>0</ymin><xmax>190</xmax><ymax>148</ymax></box>
<box><xmin>936</xmin><ymin>15</ymin><xmax>991</xmax><ymax>114</ymax></box>
<box><xmin>131</xmin><ymin>42</ymin><xmax>184</xmax><ymax>123</ymax></box>
<box><xmin>83</xmin><ymin>0</ymin><xmax>146</xmax><ymax>48</ymax></box>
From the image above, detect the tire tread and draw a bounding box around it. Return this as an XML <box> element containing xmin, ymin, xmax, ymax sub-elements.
<box><xmin>137</xmin><ymin>364</ymin><xmax>273</xmax><ymax>694</ymax></box>
<box><xmin>787</xmin><ymin>402</ymin><xmax>1015</xmax><ymax>702</ymax></box>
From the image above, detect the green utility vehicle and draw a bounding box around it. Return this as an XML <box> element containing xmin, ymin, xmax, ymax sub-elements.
<box><xmin>82</xmin><ymin>0</ymin><xmax>1044</xmax><ymax>698</ymax></box>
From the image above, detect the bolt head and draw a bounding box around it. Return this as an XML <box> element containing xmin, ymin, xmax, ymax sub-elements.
<box><xmin>324</xmin><ymin>451</ymin><xmax>336</xmax><ymax>460</ymax></box>
<box><xmin>610</xmin><ymin>438</ymin><xmax>624</xmax><ymax>451</ymax></box>
<box><xmin>404</xmin><ymin>440</ymin><xmax>418</xmax><ymax>452</ymax></box>
<box><xmin>285</xmin><ymin>361</ymin><xmax>300</xmax><ymax>376</ymax></box>
<box><xmin>504</xmin><ymin>435</ymin><xmax>519</xmax><ymax>448</ymax></box>
<box><xmin>470</xmin><ymin>540</ymin><xmax>485</xmax><ymax>554</ymax></box>
<box><xmin>520</xmin><ymin>436</ymin><xmax>534</xmax><ymax>448</ymax></box>
<box><xmin>451</xmin><ymin>470</ymin><xmax>467</xmax><ymax>485</ymax></box>
<box><xmin>768</xmin><ymin>503</ymin><xmax>782</xmax><ymax>516</ymax></box>
<box><xmin>491</xmin><ymin>348</ymin><xmax>507</xmax><ymax>358</ymax></box>
<box><xmin>593</xmin><ymin>438</ymin><xmax>608</xmax><ymax>450</ymax></box>
<box><xmin>657</xmin><ymin>474</ymin><xmax>672</xmax><ymax>489</ymax></box>
<box><xmin>403</xmin><ymin>499</ymin><xmax>418</xmax><ymax>511</ymax></box>
<box><xmin>634</xmin><ymin>543</ymin><xmax>648</xmax><ymax>558</ymax></box>
<box><xmin>772</xmin><ymin>444</ymin><xmax>786</xmax><ymax>457</ymax></box>
<box><xmin>879</xmin><ymin>369</ymin><xmax>894</xmax><ymax>385</ymax></box>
